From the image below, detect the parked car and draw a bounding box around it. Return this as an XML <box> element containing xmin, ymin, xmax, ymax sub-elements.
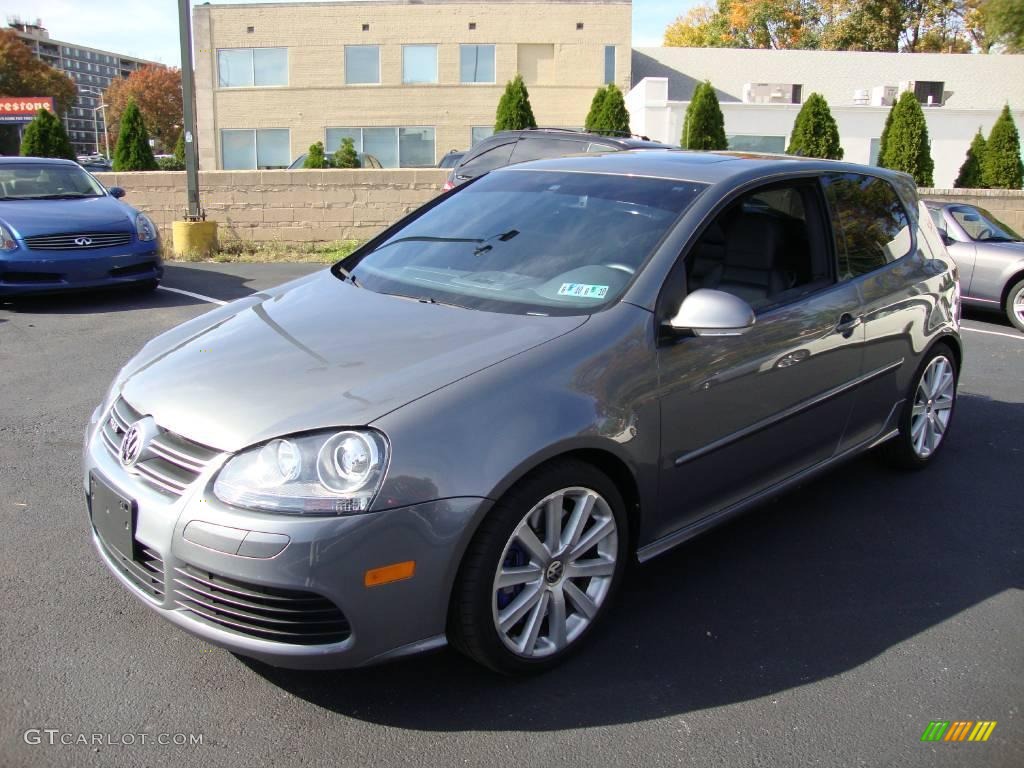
<box><xmin>437</xmin><ymin>150</ymin><xmax>465</xmax><ymax>169</ymax></box>
<box><xmin>443</xmin><ymin>128</ymin><xmax>674</xmax><ymax>190</ymax></box>
<box><xmin>924</xmin><ymin>200</ymin><xmax>1024</xmax><ymax>331</ymax></box>
<box><xmin>287</xmin><ymin>152</ymin><xmax>383</xmax><ymax>170</ymax></box>
<box><xmin>77</xmin><ymin>155</ymin><xmax>113</xmax><ymax>173</ymax></box>
<box><xmin>0</xmin><ymin>157</ymin><xmax>161</xmax><ymax>296</ymax></box>
<box><xmin>84</xmin><ymin>151</ymin><xmax>960</xmax><ymax>674</ymax></box>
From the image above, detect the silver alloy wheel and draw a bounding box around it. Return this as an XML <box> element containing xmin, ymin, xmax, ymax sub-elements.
<box><xmin>910</xmin><ymin>355</ymin><xmax>956</xmax><ymax>459</ymax></box>
<box><xmin>491</xmin><ymin>486</ymin><xmax>618</xmax><ymax>658</ymax></box>
<box><xmin>1013</xmin><ymin>285</ymin><xmax>1024</xmax><ymax>326</ymax></box>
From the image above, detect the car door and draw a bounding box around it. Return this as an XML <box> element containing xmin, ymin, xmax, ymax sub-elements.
<box><xmin>931</xmin><ymin>206</ymin><xmax>978</xmax><ymax>295</ymax></box>
<box><xmin>654</xmin><ymin>178</ymin><xmax>865</xmax><ymax>541</ymax></box>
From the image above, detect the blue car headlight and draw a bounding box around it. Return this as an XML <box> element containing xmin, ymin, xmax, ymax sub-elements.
<box><xmin>213</xmin><ymin>429</ymin><xmax>389</xmax><ymax>515</ymax></box>
<box><xmin>0</xmin><ymin>223</ymin><xmax>17</xmax><ymax>251</ymax></box>
<box><xmin>135</xmin><ymin>213</ymin><xmax>157</xmax><ymax>242</ymax></box>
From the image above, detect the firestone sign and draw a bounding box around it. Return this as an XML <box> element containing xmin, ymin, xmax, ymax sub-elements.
<box><xmin>0</xmin><ymin>97</ymin><xmax>55</xmax><ymax>124</ymax></box>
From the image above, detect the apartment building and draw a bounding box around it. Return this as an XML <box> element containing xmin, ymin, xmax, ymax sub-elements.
<box><xmin>193</xmin><ymin>0</ymin><xmax>632</xmax><ymax>170</ymax></box>
<box><xmin>9</xmin><ymin>20</ymin><xmax>163</xmax><ymax>156</ymax></box>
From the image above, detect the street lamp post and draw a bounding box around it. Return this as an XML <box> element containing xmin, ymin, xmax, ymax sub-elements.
<box><xmin>88</xmin><ymin>103</ymin><xmax>110</xmax><ymax>158</ymax></box>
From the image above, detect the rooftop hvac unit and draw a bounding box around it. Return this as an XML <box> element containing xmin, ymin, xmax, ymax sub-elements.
<box><xmin>870</xmin><ymin>85</ymin><xmax>898</xmax><ymax>107</ymax></box>
<box><xmin>899</xmin><ymin>80</ymin><xmax>945</xmax><ymax>106</ymax></box>
<box><xmin>853</xmin><ymin>89</ymin><xmax>870</xmax><ymax>105</ymax></box>
<box><xmin>742</xmin><ymin>83</ymin><xmax>803</xmax><ymax>105</ymax></box>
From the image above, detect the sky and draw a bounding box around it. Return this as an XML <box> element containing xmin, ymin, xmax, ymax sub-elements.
<box><xmin>0</xmin><ymin>0</ymin><xmax>695</xmax><ymax>65</ymax></box>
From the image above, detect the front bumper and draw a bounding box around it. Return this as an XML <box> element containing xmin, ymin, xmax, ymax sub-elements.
<box><xmin>0</xmin><ymin>245</ymin><xmax>162</xmax><ymax>296</ymax></box>
<box><xmin>82</xmin><ymin>402</ymin><xmax>488</xmax><ymax>669</ymax></box>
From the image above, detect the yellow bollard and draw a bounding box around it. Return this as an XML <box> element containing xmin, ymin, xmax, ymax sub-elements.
<box><xmin>171</xmin><ymin>220</ymin><xmax>219</xmax><ymax>259</ymax></box>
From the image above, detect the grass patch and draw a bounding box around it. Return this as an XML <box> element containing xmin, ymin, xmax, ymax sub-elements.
<box><xmin>172</xmin><ymin>239</ymin><xmax>362</xmax><ymax>264</ymax></box>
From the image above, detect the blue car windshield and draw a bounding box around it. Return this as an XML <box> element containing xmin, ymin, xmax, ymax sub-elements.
<box><xmin>0</xmin><ymin>164</ymin><xmax>106</xmax><ymax>200</ymax></box>
<box><xmin>340</xmin><ymin>169</ymin><xmax>707</xmax><ymax>315</ymax></box>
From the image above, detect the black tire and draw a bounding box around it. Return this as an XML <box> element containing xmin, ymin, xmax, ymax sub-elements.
<box><xmin>448</xmin><ymin>459</ymin><xmax>628</xmax><ymax>675</ymax></box>
<box><xmin>1005</xmin><ymin>277</ymin><xmax>1024</xmax><ymax>333</ymax></box>
<box><xmin>135</xmin><ymin>278</ymin><xmax>160</xmax><ymax>292</ymax></box>
<box><xmin>878</xmin><ymin>342</ymin><xmax>959</xmax><ymax>470</ymax></box>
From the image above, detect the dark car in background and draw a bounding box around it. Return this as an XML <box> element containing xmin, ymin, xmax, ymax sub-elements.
<box><xmin>443</xmin><ymin>128</ymin><xmax>674</xmax><ymax>189</ymax></box>
<box><xmin>438</xmin><ymin>150</ymin><xmax>465</xmax><ymax>169</ymax></box>
<box><xmin>0</xmin><ymin>157</ymin><xmax>161</xmax><ymax>297</ymax></box>
<box><xmin>925</xmin><ymin>200</ymin><xmax>1024</xmax><ymax>331</ymax></box>
<box><xmin>77</xmin><ymin>155</ymin><xmax>113</xmax><ymax>173</ymax></box>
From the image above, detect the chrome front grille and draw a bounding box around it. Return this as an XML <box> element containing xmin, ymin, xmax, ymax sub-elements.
<box><xmin>97</xmin><ymin>535</ymin><xmax>165</xmax><ymax>600</ymax></box>
<box><xmin>25</xmin><ymin>231</ymin><xmax>133</xmax><ymax>250</ymax></box>
<box><xmin>173</xmin><ymin>564</ymin><xmax>352</xmax><ymax>645</ymax></box>
<box><xmin>100</xmin><ymin>397</ymin><xmax>220</xmax><ymax>497</ymax></box>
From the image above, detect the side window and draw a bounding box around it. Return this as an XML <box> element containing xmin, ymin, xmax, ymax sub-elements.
<box><xmin>928</xmin><ymin>207</ymin><xmax>946</xmax><ymax>235</ymax></box>
<box><xmin>457</xmin><ymin>142</ymin><xmax>515</xmax><ymax>179</ymax></box>
<box><xmin>824</xmin><ymin>173</ymin><xmax>912</xmax><ymax>280</ymax></box>
<box><xmin>509</xmin><ymin>137</ymin><xmax>588</xmax><ymax>164</ymax></box>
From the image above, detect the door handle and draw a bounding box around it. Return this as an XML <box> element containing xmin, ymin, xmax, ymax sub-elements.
<box><xmin>835</xmin><ymin>313</ymin><xmax>862</xmax><ymax>338</ymax></box>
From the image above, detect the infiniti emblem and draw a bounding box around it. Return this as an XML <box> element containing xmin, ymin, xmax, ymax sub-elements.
<box><xmin>119</xmin><ymin>417</ymin><xmax>156</xmax><ymax>468</ymax></box>
<box><xmin>74</xmin><ymin>236</ymin><xmax>93</xmax><ymax>246</ymax></box>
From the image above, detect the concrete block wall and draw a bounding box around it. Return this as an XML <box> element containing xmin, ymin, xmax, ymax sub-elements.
<box><xmin>93</xmin><ymin>169</ymin><xmax>448</xmax><ymax>245</ymax></box>
<box><xmin>918</xmin><ymin>188</ymin><xmax>1024</xmax><ymax>234</ymax></box>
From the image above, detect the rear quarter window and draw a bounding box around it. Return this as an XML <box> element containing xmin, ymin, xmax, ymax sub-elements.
<box><xmin>457</xmin><ymin>142</ymin><xmax>515</xmax><ymax>178</ymax></box>
<box><xmin>510</xmin><ymin>137</ymin><xmax>589</xmax><ymax>164</ymax></box>
<box><xmin>824</xmin><ymin>173</ymin><xmax>913</xmax><ymax>279</ymax></box>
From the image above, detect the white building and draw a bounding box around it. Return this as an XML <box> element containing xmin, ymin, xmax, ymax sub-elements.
<box><xmin>627</xmin><ymin>47</ymin><xmax>1024</xmax><ymax>188</ymax></box>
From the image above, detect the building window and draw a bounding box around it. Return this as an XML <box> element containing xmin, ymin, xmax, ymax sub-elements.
<box><xmin>471</xmin><ymin>126</ymin><xmax>494</xmax><ymax>145</ymax></box>
<box><xmin>403</xmin><ymin>45</ymin><xmax>438</xmax><ymax>84</ymax></box>
<box><xmin>345</xmin><ymin>45</ymin><xmax>380</xmax><ymax>85</ymax></box>
<box><xmin>326</xmin><ymin>127</ymin><xmax>435</xmax><ymax>168</ymax></box>
<box><xmin>604</xmin><ymin>45</ymin><xmax>615</xmax><ymax>85</ymax></box>
<box><xmin>726</xmin><ymin>135</ymin><xmax>786</xmax><ymax>153</ymax></box>
<box><xmin>221</xmin><ymin>128</ymin><xmax>290</xmax><ymax>169</ymax></box>
<box><xmin>460</xmin><ymin>44</ymin><xmax>495</xmax><ymax>84</ymax></box>
<box><xmin>217</xmin><ymin>48</ymin><xmax>288</xmax><ymax>87</ymax></box>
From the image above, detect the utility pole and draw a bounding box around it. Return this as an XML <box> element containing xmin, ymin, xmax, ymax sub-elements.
<box><xmin>178</xmin><ymin>0</ymin><xmax>202</xmax><ymax>220</ymax></box>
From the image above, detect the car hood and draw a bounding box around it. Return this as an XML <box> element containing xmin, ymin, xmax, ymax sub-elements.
<box><xmin>0</xmin><ymin>196</ymin><xmax>133</xmax><ymax>238</ymax></box>
<box><xmin>119</xmin><ymin>270</ymin><xmax>587</xmax><ymax>452</ymax></box>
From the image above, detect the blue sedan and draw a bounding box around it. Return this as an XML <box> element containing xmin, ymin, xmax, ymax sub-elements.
<box><xmin>0</xmin><ymin>157</ymin><xmax>162</xmax><ymax>296</ymax></box>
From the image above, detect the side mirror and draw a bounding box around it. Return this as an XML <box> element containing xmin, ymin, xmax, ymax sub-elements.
<box><xmin>667</xmin><ymin>289</ymin><xmax>756</xmax><ymax>337</ymax></box>
<box><xmin>940</xmin><ymin>233</ymin><xmax>955</xmax><ymax>246</ymax></box>
<box><xmin>108</xmin><ymin>186</ymin><xmax>126</xmax><ymax>199</ymax></box>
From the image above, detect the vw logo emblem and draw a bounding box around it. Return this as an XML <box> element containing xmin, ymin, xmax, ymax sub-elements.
<box><xmin>74</xmin><ymin>236</ymin><xmax>93</xmax><ymax>246</ymax></box>
<box><xmin>545</xmin><ymin>560</ymin><xmax>564</xmax><ymax>584</ymax></box>
<box><xmin>119</xmin><ymin>417</ymin><xmax>156</xmax><ymax>468</ymax></box>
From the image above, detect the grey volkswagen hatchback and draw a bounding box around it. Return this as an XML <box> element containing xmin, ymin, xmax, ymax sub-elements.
<box><xmin>84</xmin><ymin>151</ymin><xmax>962</xmax><ymax>674</ymax></box>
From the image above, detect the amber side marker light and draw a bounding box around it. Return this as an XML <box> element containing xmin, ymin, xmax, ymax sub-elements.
<box><xmin>364</xmin><ymin>561</ymin><xmax>416</xmax><ymax>587</ymax></box>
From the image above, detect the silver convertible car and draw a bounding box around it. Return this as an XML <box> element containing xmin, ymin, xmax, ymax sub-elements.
<box><xmin>84</xmin><ymin>151</ymin><xmax>962</xmax><ymax>674</ymax></box>
<box><xmin>924</xmin><ymin>200</ymin><xmax>1024</xmax><ymax>332</ymax></box>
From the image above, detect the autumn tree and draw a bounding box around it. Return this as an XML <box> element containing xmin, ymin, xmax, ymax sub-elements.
<box><xmin>112</xmin><ymin>98</ymin><xmax>158</xmax><ymax>171</ymax></box>
<box><xmin>104</xmin><ymin>66</ymin><xmax>182</xmax><ymax>154</ymax></box>
<box><xmin>19</xmin><ymin>107</ymin><xmax>75</xmax><ymax>160</ymax></box>
<box><xmin>664</xmin><ymin>3</ymin><xmax>735</xmax><ymax>47</ymax></box>
<box><xmin>981</xmin><ymin>105</ymin><xmax>1023</xmax><ymax>189</ymax></box>
<box><xmin>0</xmin><ymin>29</ymin><xmax>77</xmax><ymax>154</ymax></box>
<box><xmin>879</xmin><ymin>92</ymin><xmax>934</xmax><ymax>186</ymax></box>
<box><xmin>954</xmin><ymin>130</ymin><xmax>986</xmax><ymax>188</ymax></box>
<box><xmin>787</xmin><ymin>93</ymin><xmax>843</xmax><ymax>158</ymax></box>
<box><xmin>494</xmin><ymin>74</ymin><xmax>537</xmax><ymax>132</ymax></box>
<box><xmin>682</xmin><ymin>81</ymin><xmax>728</xmax><ymax>150</ymax></box>
<box><xmin>985</xmin><ymin>0</ymin><xmax>1024</xmax><ymax>53</ymax></box>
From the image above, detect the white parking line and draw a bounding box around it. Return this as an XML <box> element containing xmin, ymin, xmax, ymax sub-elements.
<box><xmin>158</xmin><ymin>285</ymin><xmax>227</xmax><ymax>306</ymax></box>
<box><xmin>961</xmin><ymin>326</ymin><xmax>1023</xmax><ymax>341</ymax></box>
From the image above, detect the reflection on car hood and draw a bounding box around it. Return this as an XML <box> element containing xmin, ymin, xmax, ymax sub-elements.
<box><xmin>0</xmin><ymin>196</ymin><xmax>133</xmax><ymax>237</ymax></box>
<box><xmin>119</xmin><ymin>270</ymin><xmax>587</xmax><ymax>451</ymax></box>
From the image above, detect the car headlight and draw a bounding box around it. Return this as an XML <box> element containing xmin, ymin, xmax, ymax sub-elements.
<box><xmin>213</xmin><ymin>430</ymin><xmax>388</xmax><ymax>515</ymax></box>
<box><xmin>135</xmin><ymin>213</ymin><xmax>157</xmax><ymax>242</ymax></box>
<box><xmin>0</xmin><ymin>223</ymin><xmax>17</xmax><ymax>251</ymax></box>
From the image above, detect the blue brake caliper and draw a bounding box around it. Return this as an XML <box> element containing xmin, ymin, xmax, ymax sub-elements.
<box><xmin>496</xmin><ymin>544</ymin><xmax>527</xmax><ymax>610</ymax></box>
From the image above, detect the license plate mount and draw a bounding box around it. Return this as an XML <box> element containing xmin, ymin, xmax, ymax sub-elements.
<box><xmin>89</xmin><ymin>472</ymin><xmax>136</xmax><ymax>559</ymax></box>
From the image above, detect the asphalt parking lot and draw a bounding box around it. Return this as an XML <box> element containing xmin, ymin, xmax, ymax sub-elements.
<box><xmin>1</xmin><ymin>262</ymin><xmax>1021</xmax><ymax>768</ymax></box>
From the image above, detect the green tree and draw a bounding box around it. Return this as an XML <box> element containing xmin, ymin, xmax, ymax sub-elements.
<box><xmin>19</xmin><ymin>107</ymin><xmax>75</xmax><ymax>160</ymax></box>
<box><xmin>494</xmin><ymin>74</ymin><xmax>537</xmax><ymax>132</ymax></box>
<box><xmin>875</xmin><ymin>102</ymin><xmax>895</xmax><ymax>168</ymax></box>
<box><xmin>981</xmin><ymin>105</ymin><xmax>1023</xmax><ymax>189</ymax></box>
<box><xmin>173</xmin><ymin>130</ymin><xmax>186</xmax><ymax>165</ymax></box>
<box><xmin>303</xmin><ymin>141</ymin><xmax>327</xmax><ymax>169</ymax></box>
<box><xmin>985</xmin><ymin>0</ymin><xmax>1024</xmax><ymax>53</ymax></box>
<box><xmin>786</xmin><ymin>92</ymin><xmax>843</xmax><ymax>158</ymax></box>
<box><xmin>879</xmin><ymin>92</ymin><xmax>934</xmax><ymax>186</ymax></box>
<box><xmin>954</xmin><ymin>130</ymin><xmax>986</xmax><ymax>188</ymax></box>
<box><xmin>595</xmin><ymin>84</ymin><xmax>631</xmax><ymax>136</ymax></box>
<box><xmin>682</xmin><ymin>81</ymin><xmax>727</xmax><ymax>150</ymax></box>
<box><xmin>112</xmin><ymin>98</ymin><xmax>158</xmax><ymax>171</ymax></box>
<box><xmin>333</xmin><ymin>137</ymin><xmax>360</xmax><ymax>169</ymax></box>
<box><xmin>585</xmin><ymin>86</ymin><xmax>609</xmax><ymax>133</ymax></box>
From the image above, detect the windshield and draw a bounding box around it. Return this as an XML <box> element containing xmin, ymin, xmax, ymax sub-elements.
<box><xmin>950</xmin><ymin>205</ymin><xmax>1022</xmax><ymax>243</ymax></box>
<box><xmin>0</xmin><ymin>164</ymin><xmax>106</xmax><ymax>200</ymax></box>
<box><xmin>339</xmin><ymin>169</ymin><xmax>706</xmax><ymax>315</ymax></box>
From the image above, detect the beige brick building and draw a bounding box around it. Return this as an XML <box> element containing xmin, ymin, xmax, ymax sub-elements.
<box><xmin>193</xmin><ymin>0</ymin><xmax>632</xmax><ymax>170</ymax></box>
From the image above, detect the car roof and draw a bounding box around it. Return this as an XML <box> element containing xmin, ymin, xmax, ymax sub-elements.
<box><xmin>488</xmin><ymin>128</ymin><xmax>673</xmax><ymax>149</ymax></box>
<box><xmin>0</xmin><ymin>156</ymin><xmax>79</xmax><ymax>166</ymax></box>
<box><xmin>493</xmin><ymin>148</ymin><xmax>913</xmax><ymax>186</ymax></box>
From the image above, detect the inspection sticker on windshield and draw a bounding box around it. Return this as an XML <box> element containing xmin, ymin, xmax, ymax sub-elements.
<box><xmin>558</xmin><ymin>283</ymin><xmax>608</xmax><ymax>299</ymax></box>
